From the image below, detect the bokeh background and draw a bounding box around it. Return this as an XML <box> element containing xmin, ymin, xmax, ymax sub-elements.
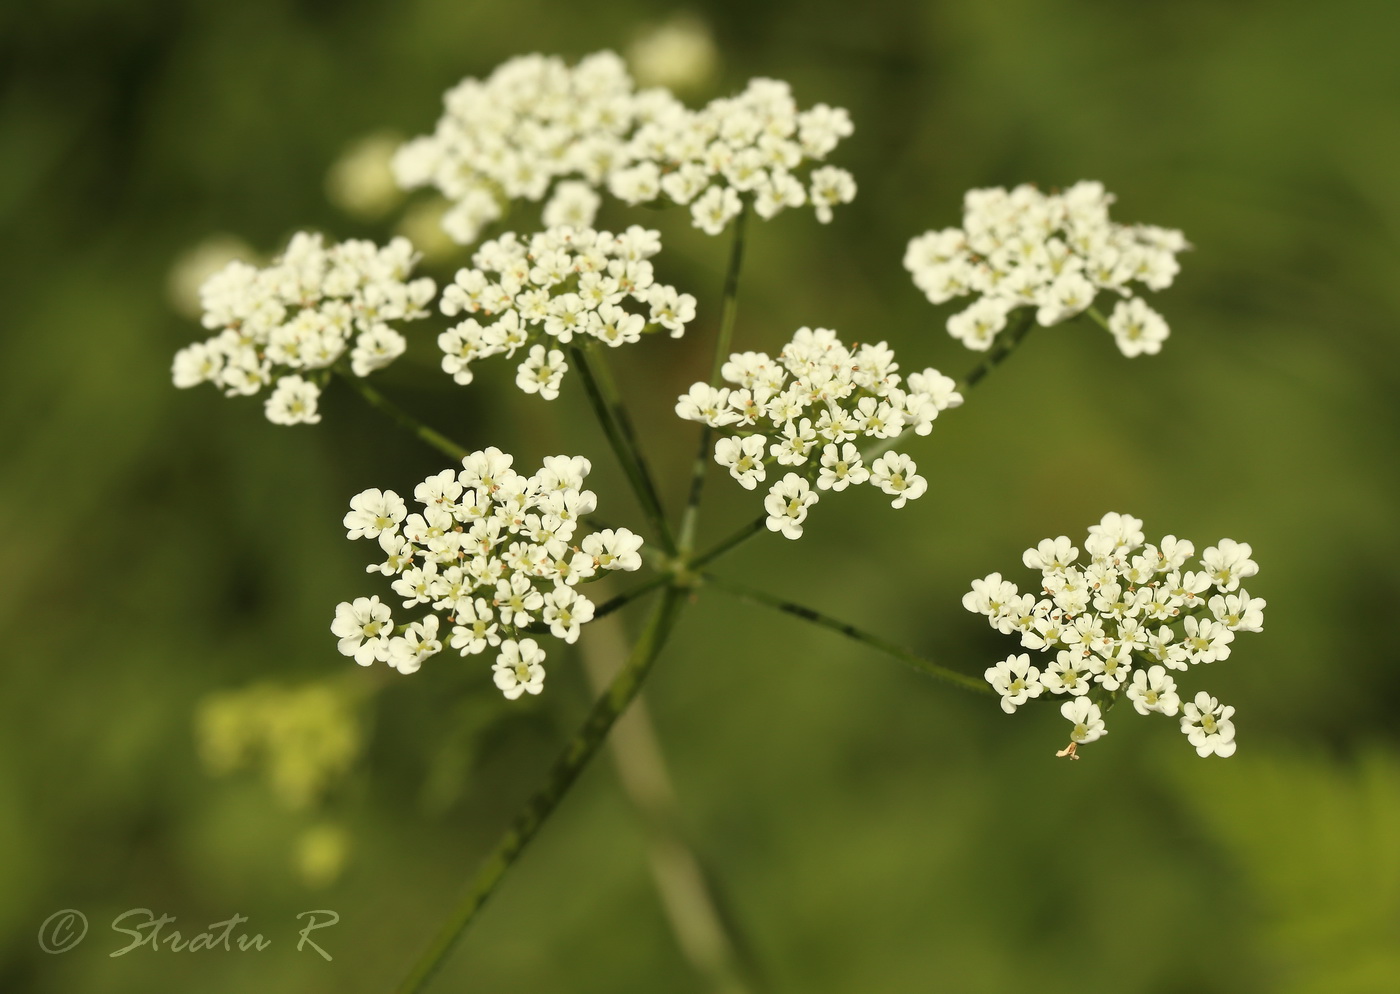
<box><xmin>4</xmin><ymin>1</ymin><xmax>1399</xmax><ymax>991</ymax></box>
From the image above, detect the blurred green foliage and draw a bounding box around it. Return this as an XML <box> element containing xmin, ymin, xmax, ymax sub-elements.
<box><xmin>2</xmin><ymin>0</ymin><xmax>1398</xmax><ymax>991</ymax></box>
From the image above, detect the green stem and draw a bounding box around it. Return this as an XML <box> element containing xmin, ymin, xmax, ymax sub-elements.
<box><xmin>593</xmin><ymin>575</ymin><xmax>668</xmax><ymax>621</ymax></box>
<box><xmin>705</xmin><ymin>575</ymin><xmax>992</xmax><ymax>695</ymax></box>
<box><xmin>339</xmin><ymin>372</ymin><xmax>469</xmax><ymax>463</ymax></box>
<box><xmin>678</xmin><ymin>206</ymin><xmax>750</xmax><ymax>556</ymax></box>
<box><xmin>570</xmin><ymin>344</ymin><xmax>677</xmax><ymax>555</ymax></box>
<box><xmin>1082</xmin><ymin>305</ymin><xmax>1113</xmax><ymax>334</ymax></box>
<box><xmin>394</xmin><ymin>585</ymin><xmax>689</xmax><ymax>994</ymax></box>
<box><xmin>958</xmin><ymin>307</ymin><xmax>1037</xmax><ymax>393</ymax></box>
<box><xmin>690</xmin><ymin>514</ymin><xmax>767</xmax><ymax>571</ymax></box>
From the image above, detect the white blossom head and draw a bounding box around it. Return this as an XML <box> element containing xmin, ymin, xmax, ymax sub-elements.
<box><xmin>610</xmin><ymin>77</ymin><xmax>857</xmax><ymax>232</ymax></box>
<box><xmin>677</xmin><ymin>328</ymin><xmax>962</xmax><ymax>539</ymax></box>
<box><xmin>965</xmin><ymin>512</ymin><xmax>1261</xmax><ymax>758</ymax></box>
<box><xmin>172</xmin><ymin>232</ymin><xmax>435</xmax><ymax>425</ymax></box>
<box><xmin>332</xmin><ymin>449</ymin><xmax>643</xmax><ymax>700</ymax></box>
<box><xmin>397</xmin><ymin>51</ymin><xmax>857</xmax><ymax>242</ymax></box>
<box><xmin>904</xmin><ymin>182</ymin><xmax>1188</xmax><ymax>356</ymax></box>
<box><xmin>393</xmin><ymin>52</ymin><xmax>640</xmax><ymax>244</ymax></box>
<box><xmin>437</xmin><ymin>224</ymin><xmax>695</xmax><ymax>398</ymax></box>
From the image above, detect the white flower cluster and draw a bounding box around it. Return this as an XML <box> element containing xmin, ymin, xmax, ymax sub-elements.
<box><xmin>330</xmin><ymin>449</ymin><xmax>644</xmax><ymax>700</ymax></box>
<box><xmin>171</xmin><ymin>233</ymin><xmax>435</xmax><ymax>425</ymax></box>
<box><xmin>437</xmin><ymin>225</ymin><xmax>695</xmax><ymax>399</ymax></box>
<box><xmin>392</xmin><ymin>52</ymin><xmax>638</xmax><ymax>245</ymax></box>
<box><xmin>966</xmin><ymin>513</ymin><xmax>1263</xmax><ymax>759</ymax></box>
<box><xmin>394</xmin><ymin>51</ymin><xmax>856</xmax><ymax>243</ymax></box>
<box><xmin>904</xmin><ymin>182</ymin><xmax>1188</xmax><ymax>357</ymax></box>
<box><xmin>676</xmin><ymin>328</ymin><xmax>963</xmax><ymax>539</ymax></box>
<box><xmin>607</xmin><ymin>76</ymin><xmax>856</xmax><ymax>233</ymax></box>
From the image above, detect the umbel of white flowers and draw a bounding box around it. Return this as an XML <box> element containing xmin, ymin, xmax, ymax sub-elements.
<box><xmin>171</xmin><ymin>232</ymin><xmax>436</xmax><ymax>425</ymax></box>
<box><xmin>331</xmin><ymin>448</ymin><xmax>643</xmax><ymax>700</ymax></box>
<box><xmin>437</xmin><ymin>224</ymin><xmax>696</xmax><ymax>399</ymax></box>
<box><xmin>964</xmin><ymin>512</ymin><xmax>1263</xmax><ymax>759</ymax></box>
<box><xmin>904</xmin><ymin>182</ymin><xmax>1188</xmax><ymax>357</ymax></box>
<box><xmin>675</xmin><ymin>327</ymin><xmax>963</xmax><ymax>539</ymax></box>
<box><xmin>392</xmin><ymin>51</ymin><xmax>857</xmax><ymax>243</ymax></box>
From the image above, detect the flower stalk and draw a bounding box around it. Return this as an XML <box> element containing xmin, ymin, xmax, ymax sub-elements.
<box><xmin>394</xmin><ymin>584</ymin><xmax>689</xmax><ymax>994</ymax></box>
<box><xmin>679</xmin><ymin>205</ymin><xmax>750</xmax><ymax>556</ymax></box>
<box><xmin>705</xmin><ymin>574</ymin><xmax>992</xmax><ymax>695</ymax></box>
<box><xmin>570</xmin><ymin>343</ymin><xmax>678</xmax><ymax>555</ymax></box>
<box><xmin>338</xmin><ymin>372</ymin><xmax>470</xmax><ymax>463</ymax></box>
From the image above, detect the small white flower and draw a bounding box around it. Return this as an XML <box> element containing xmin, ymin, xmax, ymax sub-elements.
<box><xmin>808</xmin><ymin>166</ymin><xmax>856</xmax><ymax>223</ymax></box>
<box><xmin>331</xmin><ymin>596</ymin><xmax>393</xmax><ymax>665</ymax></box>
<box><xmin>691</xmin><ymin>185</ymin><xmax>742</xmax><ymax>235</ymax></box>
<box><xmin>350</xmin><ymin>324</ymin><xmax>407</xmax><ymax>377</ymax></box>
<box><xmin>675</xmin><ymin>383</ymin><xmax>739</xmax><ymax>426</ymax></box>
<box><xmin>388</xmin><ymin>616</ymin><xmax>442</xmax><ymax>674</ymax></box>
<box><xmin>1126</xmin><ymin>665</ymin><xmax>1181</xmax><ymax>716</ymax></box>
<box><xmin>542</xmin><ymin>587</ymin><xmax>595</xmax><ymax>644</ymax></box>
<box><xmin>542</xmin><ymin>180</ymin><xmax>601</xmax><ymax>229</ymax></box>
<box><xmin>1061</xmin><ymin>697</ymin><xmax>1106</xmax><ymax>746</ymax></box>
<box><xmin>816</xmin><ymin>443</ymin><xmax>869</xmax><ymax>491</ymax></box>
<box><xmin>264</xmin><ymin>375</ymin><xmax>323</xmax><ymax>425</ymax></box>
<box><xmin>1180</xmin><ymin>691</ymin><xmax>1237</xmax><ymax>758</ymax></box>
<box><xmin>715</xmin><ymin>435</ymin><xmax>768</xmax><ymax>490</ymax></box>
<box><xmin>1042</xmin><ymin>650</ymin><xmax>1091</xmax><ymax>697</ymax></box>
<box><xmin>868</xmin><ymin>452</ymin><xmax>927</xmax><ymax>509</ymax></box>
<box><xmin>449</xmin><ymin>597</ymin><xmax>500</xmax><ymax>655</ymax></box>
<box><xmin>493</xmin><ymin>639</ymin><xmax>547</xmax><ymax>700</ymax></box>
<box><xmin>1107</xmin><ymin>298</ymin><xmax>1169</xmax><ymax>357</ymax></box>
<box><xmin>763</xmin><ymin>474</ymin><xmax>818</xmax><ymax>540</ymax></box>
<box><xmin>1022</xmin><ymin>536</ymin><xmax>1078</xmax><ymax>573</ymax></box>
<box><xmin>946</xmin><ymin>298</ymin><xmax>1011</xmax><ymax>351</ymax></box>
<box><xmin>1200</xmin><ymin>539</ymin><xmax>1259</xmax><ymax>592</ymax></box>
<box><xmin>343</xmin><ymin>489</ymin><xmax>407</xmax><ymax>540</ymax></box>
<box><xmin>1208</xmin><ymin>592</ymin><xmax>1266</xmax><ymax>633</ymax></box>
<box><xmin>985</xmin><ymin>653</ymin><xmax>1043</xmax><ymax>714</ymax></box>
<box><xmin>581</xmin><ymin>528</ymin><xmax>644</xmax><ymax>571</ymax></box>
<box><xmin>1181</xmin><ymin>616</ymin><xmax>1235</xmax><ymax>665</ymax></box>
<box><xmin>515</xmin><ymin>344</ymin><xmax>567</xmax><ymax>400</ymax></box>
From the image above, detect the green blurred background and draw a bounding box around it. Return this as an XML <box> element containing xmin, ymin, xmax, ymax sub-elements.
<box><xmin>4</xmin><ymin>0</ymin><xmax>1399</xmax><ymax>991</ymax></box>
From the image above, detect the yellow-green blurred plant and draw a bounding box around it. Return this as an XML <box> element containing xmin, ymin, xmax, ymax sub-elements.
<box><xmin>1173</xmin><ymin>747</ymin><xmax>1400</xmax><ymax>994</ymax></box>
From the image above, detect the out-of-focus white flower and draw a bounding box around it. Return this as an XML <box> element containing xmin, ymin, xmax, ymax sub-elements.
<box><xmin>627</xmin><ymin>14</ymin><xmax>720</xmax><ymax>92</ymax></box>
<box><xmin>172</xmin><ymin>232</ymin><xmax>436</xmax><ymax>424</ymax></box>
<box><xmin>166</xmin><ymin>234</ymin><xmax>256</xmax><ymax>320</ymax></box>
<box><xmin>326</xmin><ymin>131</ymin><xmax>404</xmax><ymax>220</ymax></box>
<box><xmin>905</xmin><ymin>182</ymin><xmax>1188</xmax><ymax>356</ymax></box>
<box><xmin>438</xmin><ymin>225</ymin><xmax>695</xmax><ymax>398</ymax></box>
<box><xmin>398</xmin><ymin>51</ymin><xmax>857</xmax><ymax>241</ymax></box>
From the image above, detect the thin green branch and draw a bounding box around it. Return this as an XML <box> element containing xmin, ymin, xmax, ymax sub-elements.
<box><xmin>1082</xmin><ymin>305</ymin><xmax>1113</xmax><ymax>334</ymax></box>
<box><xmin>593</xmin><ymin>575</ymin><xmax>668</xmax><ymax>621</ymax></box>
<box><xmin>570</xmin><ymin>344</ymin><xmax>677</xmax><ymax>555</ymax></box>
<box><xmin>707</xmin><ymin>208</ymin><xmax>750</xmax><ymax>387</ymax></box>
<box><xmin>957</xmin><ymin>307</ymin><xmax>1037</xmax><ymax>393</ymax></box>
<box><xmin>690</xmin><ymin>514</ymin><xmax>767</xmax><ymax>571</ymax></box>
<box><xmin>394</xmin><ymin>585</ymin><xmax>689</xmax><ymax>994</ymax></box>
<box><xmin>338</xmin><ymin>372</ymin><xmax>469</xmax><ymax>463</ymax></box>
<box><xmin>704</xmin><ymin>574</ymin><xmax>992</xmax><ymax>696</ymax></box>
<box><xmin>679</xmin><ymin>206</ymin><xmax>750</xmax><ymax>556</ymax></box>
